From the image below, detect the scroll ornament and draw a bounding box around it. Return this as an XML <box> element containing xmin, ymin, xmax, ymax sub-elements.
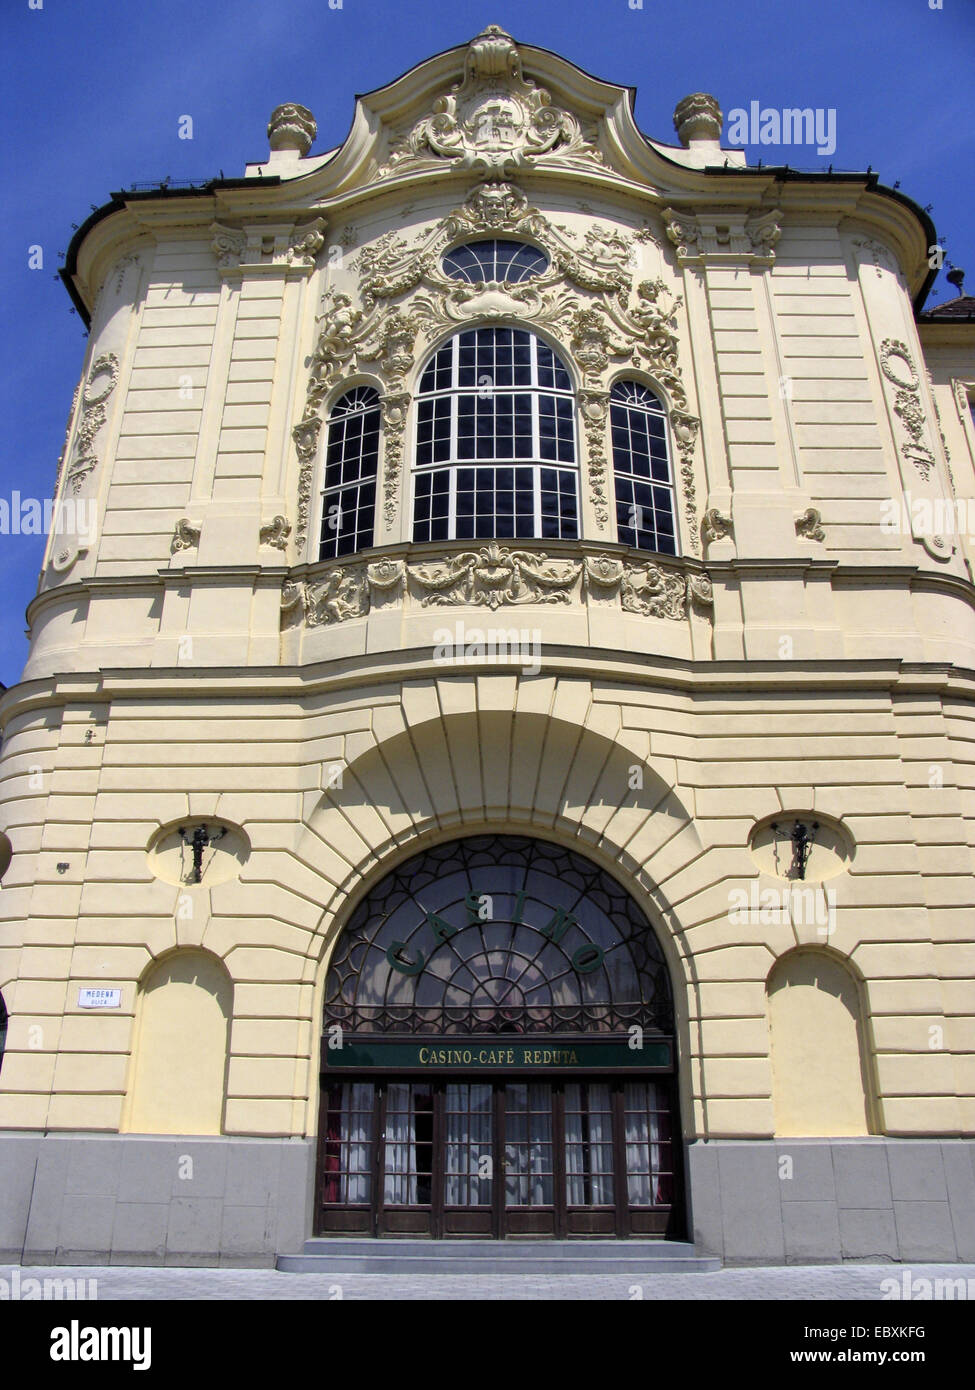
<box><xmin>283</xmin><ymin>547</ymin><xmax>713</xmax><ymax>627</ymax></box>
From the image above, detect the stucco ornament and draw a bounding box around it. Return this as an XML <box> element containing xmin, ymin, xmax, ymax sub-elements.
<box><xmin>267</xmin><ymin>102</ymin><xmax>317</xmax><ymax>155</ymax></box>
<box><xmin>171</xmin><ymin>518</ymin><xmax>201</xmax><ymax>555</ymax></box>
<box><xmin>282</xmin><ymin>545</ymin><xmax>712</xmax><ymax>628</ymax></box>
<box><xmin>877</xmin><ymin>338</ymin><xmax>952</xmax><ymax>560</ymax></box>
<box><xmin>411</xmin><ymin>542</ymin><xmax>582</xmax><ymax>610</ymax></box>
<box><xmin>795</xmin><ymin>508</ymin><xmax>826</xmax><ymax>543</ymax></box>
<box><xmin>60</xmin><ymin>353</ymin><xmax>119</xmax><ymax>497</ymax></box>
<box><xmin>292</xmin><ymin>177</ymin><xmax>702</xmax><ymax>552</ymax></box>
<box><xmin>701</xmin><ymin>509</ymin><xmax>734</xmax><ymax>547</ymax></box>
<box><xmin>381</xmin><ymin>26</ymin><xmax>603</xmax><ymax>177</ymax></box>
<box><xmin>259</xmin><ymin>516</ymin><xmax>292</xmax><ymax>551</ymax></box>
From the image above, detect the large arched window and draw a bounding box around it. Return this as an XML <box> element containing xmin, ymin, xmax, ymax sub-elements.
<box><xmin>610</xmin><ymin>380</ymin><xmax>678</xmax><ymax>556</ymax></box>
<box><xmin>319</xmin><ymin>386</ymin><xmax>380</xmax><ymax>560</ymax></box>
<box><xmin>412</xmin><ymin>328</ymin><xmax>578</xmax><ymax>543</ymax></box>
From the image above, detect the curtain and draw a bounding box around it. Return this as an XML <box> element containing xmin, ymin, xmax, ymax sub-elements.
<box><xmin>383</xmin><ymin>1081</ymin><xmax>413</xmax><ymax>1204</ymax></box>
<box><xmin>564</xmin><ymin>1083</ymin><xmax>614</xmax><ymax>1206</ymax></box>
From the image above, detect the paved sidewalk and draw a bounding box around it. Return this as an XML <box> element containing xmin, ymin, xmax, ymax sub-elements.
<box><xmin>6</xmin><ymin>1263</ymin><xmax>975</xmax><ymax>1300</ymax></box>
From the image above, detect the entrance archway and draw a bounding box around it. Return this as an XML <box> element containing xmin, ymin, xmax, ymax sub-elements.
<box><xmin>317</xmin><ymin>834</ymin><xmax>683</xmax><ymax>1239</ymax></box>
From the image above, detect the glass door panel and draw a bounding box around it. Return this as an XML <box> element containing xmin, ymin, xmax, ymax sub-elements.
<box><xmin>622</xmin><ymin>1079</ymin><xmax>677</xmax><ymax>1235</ymax></box>
<box><xmin>503</xmin><ymin>1082</ymin><xmax>556</xmax><ymax>1234</ymax></box>
<box><xmin>443</xmin><ymin>1082</ymin><xmax>495</xmax><ymax>1236</ymax></box>
<box><xmin>380</xmin><ymin>1081</ymin><xmax>435</xmax><ymax>1234</ymax></box>
<box><xmin>564</xmin><ymin>1082</ymin><xmax>615</xmax><ymax>1205</ymax></box>
<box><xmin>318</xmin><ymin>1081</ymin><xmax>376</xmax><ymax>1233</ymax></box>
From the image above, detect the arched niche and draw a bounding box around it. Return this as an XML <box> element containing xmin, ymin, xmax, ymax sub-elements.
<box><xmin>767</xmin><ymin>949</ymin><xmax>875</xmax><ymax>1137</ymax></box>
<box><xmin>124</xmin><ymin>950</ymin><xmax>233</xmax><ymax>1135</ymax></box>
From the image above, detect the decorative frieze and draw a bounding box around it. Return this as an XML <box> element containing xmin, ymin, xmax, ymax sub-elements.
<box><xmin>281</xmin><ymin>544</ymin><xmax>712</xmax><ymax>628</ymax></box>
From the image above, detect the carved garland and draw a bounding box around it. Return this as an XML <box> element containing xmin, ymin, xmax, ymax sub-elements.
<box><xmin>292</xmin><ymin>180</ymin><xmax>702</xmax><ymax>553</ymax></box>
<box><xmin>57</xmin><ymin>353</ymin><xmax>120</xmax><ymax>498</ymax></box>
<box><xmin>281</xmin><ymin>545</ymin><xmax>712</xmax><ymax>628</ymax></box>
<box><xmin>880</xmin><ymin>338</ymin><xmax>936</xmax><ymax>481</ymax></box>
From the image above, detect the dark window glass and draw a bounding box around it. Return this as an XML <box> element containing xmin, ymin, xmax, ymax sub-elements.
<box><xmin>442</xmin><ymin>240</ymin><xmax>549</xmax><ymax>284</ymax></box>
<box><xmin>319</xmin><ymin>387</ymin><xmax>380</xmax><ymax>560</ymax></box>
<box><xmin>412</xmin><ymin>329</ymin><xmax>578</xmax><ymax>543</ymax></box>
<box><xmin>610</xmin><ymin>380</ymin><xmax>678</xmax><ymax>556</ymax></box>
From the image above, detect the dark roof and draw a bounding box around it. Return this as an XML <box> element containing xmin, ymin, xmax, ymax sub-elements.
<box><xmin>918</xmin><ymin>294</ymin><xmax>975</xmax><ymax>322</ymax></box>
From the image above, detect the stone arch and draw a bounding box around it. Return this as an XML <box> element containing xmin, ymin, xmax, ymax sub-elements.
<box><xmin>766</xmin><ymin>947</ymin><xmax>876</xmax><ymax>1137</ymax></box>
<box><xmin>294</xmin><ymin>695</ymin><xmax>706</xmax><ymax>1134</ymax></box>
<box><xmin>123</xmin><ymin>948</ymin><xmax>233</xmax><ymax>1136</ymax></box>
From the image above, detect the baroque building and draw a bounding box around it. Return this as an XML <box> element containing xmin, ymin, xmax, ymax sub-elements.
<box><xmin>1</xmin><ymin>26</ymin><xmax>974</xmax><ymax>1268</ymax></box>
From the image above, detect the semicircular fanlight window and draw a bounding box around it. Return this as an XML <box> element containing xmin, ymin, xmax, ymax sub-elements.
<box><xmin>442</xmin><ymin>240</ymin><xmax>549</xmax><ymax>284</ymax></box>
<box><xmin>323</xmin><ymin>835</ymin><xmax>673</xmax><ymax>1036</ymax></box>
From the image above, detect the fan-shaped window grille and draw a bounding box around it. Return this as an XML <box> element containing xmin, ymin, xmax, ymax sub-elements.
<box><xmin>413</xmin><ymin>329</ymin><xmax>578</xmax><ymax>542</ymax></box>
<box><xmin>442</xmin><ymin>240</ymin><xmax>549</xmax><ymax>284</ymax></box>
<box><xmin>323</xmin><ymin>835</ymin><xmax>673</xmax><ymax>1036</ymax></box>
<box><xmin>611</xmin><ymin>380</ymin><xmax>678</xmax><ymax>556</ymax></box>
<box><xmin>319</xmin><ymin>386</ymin><xmax>380</xmax><ymax>559</ymax></box>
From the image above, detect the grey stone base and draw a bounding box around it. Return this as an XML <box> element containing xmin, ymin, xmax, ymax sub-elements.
<box><xmin>0</xmin><ymin>1131</ymin><xmax>315</xmax><ymax>1267</ymax></box>
<box><xmin>687</xmin><ymin>1137</ymin><xmax>975</xmax><ymax>1265</ymax></box>
<box><xmin>4</xmin><ymin>1131</ymin><xmax>974</xmax><ymax>1266</ymax></box>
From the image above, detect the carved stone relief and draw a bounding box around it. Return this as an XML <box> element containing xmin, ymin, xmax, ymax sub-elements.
<box><xmin>878</xmin><ymin>338</ymin><xmax>952</xmax><ymax>559</ymax></box>
<box><xmin>700</xmin><ymin>508</ymin><xmax>733</xmax><ymax>547</ymax></box>
<box><xmin>259</xmin><ymin>516</ymin><xmax>292</xmax><ymax>550</ymax></box>
<box><xmin>795</xmin><ymin>508</ymin><xmax>825</xmax><ymax>542</ymax></box>
<box><xmin>171</xmin><ymin>518</ymin><xmax>202</xmax><ymax>555</ymax></box>
<box><xmin>282</xmin><ymin>546</ymin><xmax>712</xmax><ymax>628</ymax></box>
<box><xmin>60</xmin><ymin>353</ymin><xmax>120</xmax><ymax>498</ymax></box>
<box><xmin>377</xmin><ymin>26</ymin><xmax>605</xmax><ymax>179</ymax></box>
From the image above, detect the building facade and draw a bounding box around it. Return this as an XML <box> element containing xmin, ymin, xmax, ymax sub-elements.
<box><xmin>1</xmin><ymin>26</ymin><xmax>974</xmax><ymax>1266</ymax></box>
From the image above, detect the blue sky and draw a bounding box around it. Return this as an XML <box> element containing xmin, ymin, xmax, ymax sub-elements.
<box><xmin>0</xmin><ymin>0</ymin><xmax>972</xmax><ymax>687</ymax></box>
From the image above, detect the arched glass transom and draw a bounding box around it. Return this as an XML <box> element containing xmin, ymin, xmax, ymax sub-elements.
<box><xmin>413</xmin><ymin>328</ymin><xmax>578</xmax><ymax>542</ymax></box>
<box><xmin>323</xmin><ymin>835</ymin><xmax>674</xmax><ymax>1036</ymax></box>
<box><xmin>610</xmin><ymin>380</ymin><xmax>678</xmax><ymax>556</ymax></box>
<box><xmin>442</xmin><ymin>240</ymin><xmax>549</xmax><ymax>284</ymax></box>
<box><xmin>319</xmin><ymin>386</ymin><xmax>380</xmax><ymax>560</ymax></box>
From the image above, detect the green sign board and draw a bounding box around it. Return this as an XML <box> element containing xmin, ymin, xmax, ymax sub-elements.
<box><xmin>325</xmin><ymin>1038</ymin><xmax>672</xmax><ymax>1071</ymax></box>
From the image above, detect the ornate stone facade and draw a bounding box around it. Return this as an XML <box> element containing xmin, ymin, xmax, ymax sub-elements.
<box><xmin>3</xmin><ymin>26</ymin><xmax>974</xmax><ymax>1271</ymax></box>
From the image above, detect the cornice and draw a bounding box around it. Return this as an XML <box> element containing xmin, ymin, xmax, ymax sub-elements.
<box><xmin>4</xmin><ymin>653</ymin><xmax>974</xmax><ymax>731</ymax></box>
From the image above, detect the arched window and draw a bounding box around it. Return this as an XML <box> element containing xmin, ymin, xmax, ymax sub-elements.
<box><xmin>0</xmin><ymin>991</ymin><xmax>7</xmax><ymax>1077</ymax></box>
<box><xmin>442</xmin><ymin>240</ymin><xmax>549</xmax><ymax>284</ymax></box>
<box><xmin>413</xmin><ymin>328</ymin><xmax>578</xmax><ymax>542</ymax></box>
<box><xmin>610</xmin><ymin>380</ymin><xmax>678</xmax><ymax>556</ymax></box>
<box><xmin>319</xmin><ymin>386</ymin><xmax>380</xmax><ymax>560</ymax></box>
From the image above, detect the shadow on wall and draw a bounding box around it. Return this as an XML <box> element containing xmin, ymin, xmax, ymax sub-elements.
<box><xmin>767</xmin><ymin>949</ymin><xmax>877</xmax><ymax>1138</ymax></box>
<box><xmin>0</xmin><ymin>990</ymin><xmax>6</xmax><ymax>1078</ymax></box>
<box><xmin>123</xmin><ymin>950</ymin><xmax>233</xmax><ymax>1136</ymax></box>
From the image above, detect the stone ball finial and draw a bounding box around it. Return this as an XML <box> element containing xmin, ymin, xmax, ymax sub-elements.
<box><xmin>946</xmin><ymin>266</ymin><xmax>966</xmax><ymax>294</ymax></box>
<box><xmin>267</xmin><ymin>103</ymin><xmax>317</xmax><ymax>156</ymax></box>
<box><xmin>673</xmin><ymin>92</ymin><xmax>723</xmax><ymax>147</ymax></box>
